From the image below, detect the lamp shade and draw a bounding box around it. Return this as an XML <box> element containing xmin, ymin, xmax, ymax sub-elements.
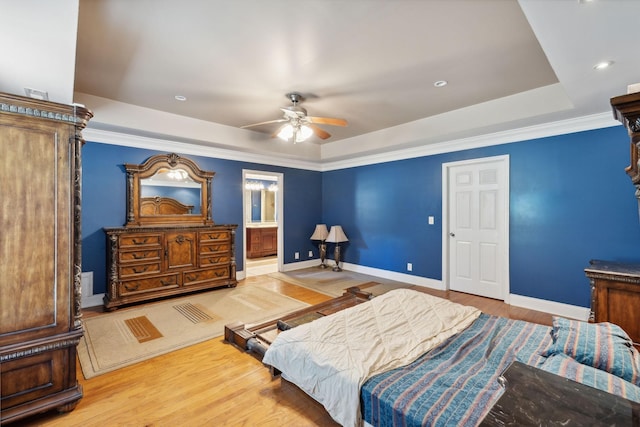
<box><xmin>310</xmin><ymin>224</ymin><xmax>329</xmax><ymax>241</ymax></box>
<box><xmin>326</xmin><ymin>225</ymin><xmax>348</xmax><ymax>243</ymax></box>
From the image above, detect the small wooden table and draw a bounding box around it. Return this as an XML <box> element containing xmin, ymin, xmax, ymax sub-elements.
<box><xmin>480</xmin><ymin>361</ymin><xmax>640</xmax><ymax>426</ymax></box>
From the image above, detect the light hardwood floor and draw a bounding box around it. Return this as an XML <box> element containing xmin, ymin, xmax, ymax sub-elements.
<box><xmin>22</xmin><ymin>274</ymin><xmax>552</xmax><ymax>427</ymax></box>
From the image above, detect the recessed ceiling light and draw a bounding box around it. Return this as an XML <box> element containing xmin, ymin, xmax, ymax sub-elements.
<box><xmin>434</xmin><ymin>80</ymin><xmax>448</xmax><ymax>88</ymax></box>
<box><xmin>593</xmin><ymin>61</ymin><xmax>614</xmax><ymax>70</ymax></box>
<box><xmin>175</xmin><ymin>95</ymin><xmax>187</xmax><ymax>101</ymax></box>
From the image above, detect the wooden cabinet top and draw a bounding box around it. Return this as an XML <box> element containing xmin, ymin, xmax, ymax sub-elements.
<box><xmin>585</xmin><ymin>259</ymin><xmax>640</xmax><ymax>283</ymax></box>
<box><xmin>104</xmin><ymin>224</ymin><xmax>237</xmax><ymax>234</ymax></box>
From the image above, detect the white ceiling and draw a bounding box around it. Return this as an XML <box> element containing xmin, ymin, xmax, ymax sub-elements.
<box><xmin>3</xmin><ymin>1</ymin><xmax>640</xmax><ymax>165</ymax></box>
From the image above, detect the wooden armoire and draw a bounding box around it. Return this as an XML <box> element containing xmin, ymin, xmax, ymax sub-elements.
<box><xmin>0</xmin><ymin>93</ymin><xmax>92</xmax><ymax>423</ymax></box>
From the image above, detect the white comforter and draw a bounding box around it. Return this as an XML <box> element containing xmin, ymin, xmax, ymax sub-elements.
<box><xmin>262</xmin><ymin>289</ymin><xmax>481</xmax><ymax>427</ymax></box>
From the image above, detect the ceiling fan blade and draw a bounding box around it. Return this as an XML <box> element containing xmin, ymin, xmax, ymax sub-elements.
<box><xmin>308</xmin><ymin>116</ymin><xmax>348</xmax><ymax>127</ymax></box>
<box><xmin>241</xmin><ymin>119</ymin><xmax>287</xmax><ymax>129</ymax></box>
<box><xmin>309</xmin><ymin>124</ymin><xmax>331</xmax><ymax>140</ymax></box>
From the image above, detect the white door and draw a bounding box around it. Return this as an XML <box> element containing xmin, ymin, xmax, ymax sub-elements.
<box><xmin>445</xmin><ymin>156</ymin><xmax>509</xmax><ymax>300</ymax></box>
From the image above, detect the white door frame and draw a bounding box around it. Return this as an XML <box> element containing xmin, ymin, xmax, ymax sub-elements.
<box><xmin>441</xmin><ymin>155</ymin><xmax>510</xmax><ymax>303</ymax></box>
<box><xmin>242</xmin><ymin>169</ymin><xmax>284</xmax><ymax>276</ymax></box>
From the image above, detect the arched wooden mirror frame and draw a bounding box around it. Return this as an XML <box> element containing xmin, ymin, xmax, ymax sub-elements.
<box><xmin>125</xmin><ymin>153</ymin><xmax>214</xmax><ymax>226</ymax></box>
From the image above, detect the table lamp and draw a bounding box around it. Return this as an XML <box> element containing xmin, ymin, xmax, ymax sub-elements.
<box><xmin>310</xmin><ymin>224</ymin><xmax>329</xmax><ymax>268</ymax></box>
<box><xmin>326</xmin><ymin>225</ymin><xmax>348</xmax><ymax>272</ymax></box>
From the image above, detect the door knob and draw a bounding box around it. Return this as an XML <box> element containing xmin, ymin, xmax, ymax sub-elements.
<box><xmin>449</xmin><ymin>232</ymin><xmax>455</xmax><ymax>237</ymax></box>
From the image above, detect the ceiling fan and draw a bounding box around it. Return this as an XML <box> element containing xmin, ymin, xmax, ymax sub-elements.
<box><xmin>241</xmin><ymin>92</ymin><xmax>347</xmax><ymax>143</ymax></box>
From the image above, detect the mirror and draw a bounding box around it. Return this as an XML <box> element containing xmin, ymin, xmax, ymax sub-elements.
<box><xmin>141</xmin><ymin>169</ymin><xmax>201</xmax><ymax>214</ymax></box>
<box><xmin>245</xmin><ymin>178</ymin><xmax>278</xmax><ymax>225</ymax></box>
<box><xmin>125</xmin><ymin>153</ymin><xmax>214</xmax><ymax>226</ymax></box>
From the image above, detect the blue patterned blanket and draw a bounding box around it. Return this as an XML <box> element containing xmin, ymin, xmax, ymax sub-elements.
<box><xmin>361</xmin><ymin>314</ymin><xmax>553</xmax><ymax>426</ymax></box>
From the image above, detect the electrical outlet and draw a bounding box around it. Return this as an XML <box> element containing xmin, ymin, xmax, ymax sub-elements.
<box><xmin>294</xmin><ymin>252</ymin><xmax>300</xmax><ymax>260</ymax></box>
<box><xmin>407</xmin><ymin>263</ymin><xmax>413</xmax><ymax>272</ymax></box>
<box><xmin>308</xmin><ymin>250</ymin><xmax>313</xmax><ymax>257</ymax></box>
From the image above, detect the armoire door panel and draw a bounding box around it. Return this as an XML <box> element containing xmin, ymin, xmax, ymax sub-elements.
<box><xmin>0</xmin><ymin>123</ymin><xmax>71</xmax><ymax>338</ymax></box>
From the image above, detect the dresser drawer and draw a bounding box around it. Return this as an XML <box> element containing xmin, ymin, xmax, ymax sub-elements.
<box><xmin>119</xmin><ymin>274</ymin><xmax>179</xmax><ymax>295</ymax></box>
<box><xmin>200</xmin><ymin>230</ymin><xmax>230</xmax><ymax>242</ymax></box>
<box><xmin>200</xmin><ymin>253</ymin><xmax>230</xmax><ymax>267</ymax></box>
<box><xmin>119</xmin><ymin>233</ymin><xmax>162</xmax><ymax>248</ymax></box>
<box><xmin>119</xmin><ymin>248</ymin><xmax>162</xmax><ymax>263</ymax></box>
<box><xmin>119</xmin><ymin>261</ymin><xmax>162</xmax><ymax>278</ymax></box>
<box><xmin>184</xmin><ymin>267</ymin><xmax>230</xmax><ymax>286</ymax></box>
<box><xmin>201</xmin><ymin>242</ymin><xmax>230</xmax><ymax>254</ymax></box>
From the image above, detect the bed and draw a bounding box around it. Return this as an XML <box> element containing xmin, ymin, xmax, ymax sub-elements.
<box><xmin>261</xmin><ymin>289</ymin><xmax>640</xmax><ymax>427</ymax></box>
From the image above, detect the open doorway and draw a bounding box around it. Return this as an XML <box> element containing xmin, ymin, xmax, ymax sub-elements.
<box><xmin>243</xmin><ymin>170</ymin><xmax>283</xmax><ymax>277</ymax></box>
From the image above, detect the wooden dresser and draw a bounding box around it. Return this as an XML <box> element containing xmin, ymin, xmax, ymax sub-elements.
<box><xmin>585</xmin><ymin>260</ymin><xmax>640</xmax><ymax>346</ymax></box>
<box><xmin>246</xmin><ymin>226</ymin><xmax>277</xmax><ymax>258</ymax></box>
<box><xmin>0</xmin><ymin>93</ymin><xmax>92</xmax><ymax>423</ymax></box>
<box><xmin>104</xmin><ymin>225</ymin><xmax>237</xmax><ymax>310</ymax></box>
<box><xmin>104</xmin><ymin>153</ymin><xmax>238</xmax><ymax>310</ymax></box>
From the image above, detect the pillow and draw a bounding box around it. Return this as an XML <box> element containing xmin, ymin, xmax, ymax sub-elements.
<box><xmin>546</xmin><ymin>316</ymin><xmax>640</xmax><ymax>386</ymax></box>
<box><xmin>540</xmin><ymin>352</ymin><xmax>640</xmax><ymax>403</ymax></box>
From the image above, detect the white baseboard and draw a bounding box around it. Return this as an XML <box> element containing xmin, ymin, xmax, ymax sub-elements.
<box><xmin>509</xmin><ymin>294</ymin><xmax>590</xmax><ymax>321</ymax></box>
<box><xmin>342</xmin><ymin>262</ymin><xmax>445</xmax><ymax>290</ymax></box>
<box><xmin>283</xmin><ymin>262</ymin><xmax>589</xmax><ymax>319</ymax></box>
<box><xmin>233</xmin><ymin>262</ymin><xmax>590</xmax><ymax>320</ymax></box>
<box><xmin>282</xmin><ymin>259</ymin><xmax>320</xmax><ymax>271</ymax></box>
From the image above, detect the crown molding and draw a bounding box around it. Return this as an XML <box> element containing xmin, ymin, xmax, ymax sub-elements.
<box><xmin>321</xmin><ymin>112</ymin><xmax>620</xmax><ymax>171</ymax></box>
<box><xmin>82</xmin><ymin>128</ymin><xmax>324</xmax><ymax>171</ymax></box>
<box><xmin>84</xmin><ymin>111</ymin><xmax>620</xmax><ymax>173</ymax></box>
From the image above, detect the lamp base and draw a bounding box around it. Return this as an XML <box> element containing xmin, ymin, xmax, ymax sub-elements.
<box><xmin>318</xmin><ymin>242</ymin><xmax>328</xmax><ymax>268</ymax></box>
<box><xmin>332</xmin><ymin>245</ymin><xmax>343</xmax><ymax>272</ymax></box>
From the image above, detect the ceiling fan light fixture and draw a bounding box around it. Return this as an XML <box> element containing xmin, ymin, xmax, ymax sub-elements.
<box><xmin>277</xmin><ymin>124</ymin><xmax>294</xmax><ymax>141</ymax></box>
<box><xmin>298</xmin><ymin>124</ymin><xmax>313</xmax><ymax>142</ymax></box>
<box><xmin>277</xmin><ymin>123</ymin><xmax>313</xmax><ymax>143</ymax></box>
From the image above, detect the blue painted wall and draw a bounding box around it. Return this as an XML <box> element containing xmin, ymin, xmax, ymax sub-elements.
<box><xmin>81</xmin><ymin>142</ymin><xmax>322</xmax><ymax>294</ymax></box>
<box><xmin>82</xmin><ymin>125</ymin><xmax>640</xmax><ymax>308</ymax></box>
<box><xmin>322</xmin><ymin>125</ymin><xmax>640</xmax><ymax>307</ymax></box>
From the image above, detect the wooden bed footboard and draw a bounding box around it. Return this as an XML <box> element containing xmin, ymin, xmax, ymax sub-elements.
<box><xmin>224</xmin><ymin>287</ymin><xmax>373</xmax><ymax>362</ymax></box>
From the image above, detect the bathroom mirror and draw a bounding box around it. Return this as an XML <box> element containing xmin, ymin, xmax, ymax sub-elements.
<box><xmin>124</xmin><ymin>153</ymin><xmax>214</xmax><ymax>226</ymax></box>
<box><xmin>245</xmin><ymin>179</ymin><xmax>278</xmax><ymax>225</ymax></box>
